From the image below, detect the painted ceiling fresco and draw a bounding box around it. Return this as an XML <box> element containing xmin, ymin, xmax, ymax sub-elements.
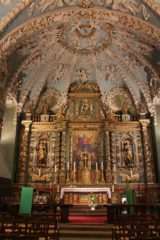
<box><xmin>0</xmin><ymin>0</ymin><xmax>160</xmax><ymax>120</ymax></box>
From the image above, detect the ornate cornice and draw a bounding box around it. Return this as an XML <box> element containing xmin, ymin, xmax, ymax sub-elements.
<box><xmin>0</xmin><ymin>7</ymin><xmax>160</xmax><ymax>57</ymax></box>
<box><xmin>0</xmin><ymin>0</ymin><xmax>33</xmax><ymax>33</ymax></box>
<box><xmin>143</xmin><ymin>0</ymin><xmax>160</xmax><ymax>16</ymax></box>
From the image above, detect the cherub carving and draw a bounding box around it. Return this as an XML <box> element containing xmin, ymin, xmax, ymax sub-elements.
<box><xmin>105</xmin><ymin>65</ymin><xmax>116</xmax><ymax>83</ymax></box>
<box><xmin>53</xmin><ymin>64</ymin><xmax>64</xmax><ymax>82</ymax></box>
<box><xmin>106</xmin><ymin>0</ymin><xmax>138</xmax><ymax>15</ymax></box>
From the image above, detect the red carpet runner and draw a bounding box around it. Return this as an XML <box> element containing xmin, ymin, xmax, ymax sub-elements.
<box><xmin>69</xmin><ymin>216</ymin><xmax>107</xmax><ymax>223</ymax></box>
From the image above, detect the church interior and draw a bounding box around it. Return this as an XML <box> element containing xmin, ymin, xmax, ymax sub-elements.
<box><xmin>0</xmin><ymin>0</ymin><xmax>160</xmax><ymax>239</ymax></box>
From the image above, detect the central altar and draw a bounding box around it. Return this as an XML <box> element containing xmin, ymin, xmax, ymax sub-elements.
<box><xmin>60</xmin><ymin>187</ymin><xmax>111</xmax><ymax>205</ymax></box>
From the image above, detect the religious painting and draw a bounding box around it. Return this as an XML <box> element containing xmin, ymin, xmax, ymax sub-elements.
<box><xmin>79</xmin><ymin>194</ymin><xmax>89</xmax><ymax>204</ymax></box>
<box><xmin>71</xmin><ymin>130</ymin><xmax>100</xmax><ymax>176</ymax></box>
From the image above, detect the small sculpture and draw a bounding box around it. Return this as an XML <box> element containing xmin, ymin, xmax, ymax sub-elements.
<box><xmin>36</xmin><ymin>139</ymin><xmax>48</xmax><ymax>167</ymax></box>
<box><xmin>54</xmin><ymin>64</ymin><xmax>64</xmax><ymax>82</ymax></box>
<box><xmin>122</xmin><ymin>102</ymin><xmax>129</xmax><ymax>114</ymax></box>
<box><xmin>78</xmin><ymin>68</ymin><xmax>89</xmax><ymax>83</ymax></box>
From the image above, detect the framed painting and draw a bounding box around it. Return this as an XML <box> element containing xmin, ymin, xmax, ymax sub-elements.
<box><xmin>70</xmin><ymin>130</ymin><xmax>100</xmax><ymax>171</ymax></box>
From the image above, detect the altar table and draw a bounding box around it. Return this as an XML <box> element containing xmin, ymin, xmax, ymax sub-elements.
<box><xmin>60</xmin><ymin>187</ymin><xmax>111</xmax><ymax>205</ymax></box>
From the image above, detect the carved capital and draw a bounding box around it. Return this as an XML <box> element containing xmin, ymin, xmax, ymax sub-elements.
<box><xmin>21</xmin><ymin>120</ymin><xmax>32</xmax><ymax>131</ymax></box>
<box><xmin>139</xmin><ymin>119</ymin><xmax>150</xmax><ymax>129</ymax></box>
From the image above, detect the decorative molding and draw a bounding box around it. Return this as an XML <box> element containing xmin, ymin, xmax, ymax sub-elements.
<box><xmin>143</xmin><ymin>0</ymin><xmax>160</xmax><ymax>16</ymax></box>
<box><xmin>0</xmin><ymin>0</ymin><xmax>33</xmax><ymax>32</ymax></box>
<box><xmin>1</xmin><ymin>7</ymin><xmax>160</xmax><ymax>56</ymax></box>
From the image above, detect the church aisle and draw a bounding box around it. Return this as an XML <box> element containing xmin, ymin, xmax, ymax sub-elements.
<box><xmin>59</xmin><ymin>222</ymin><xmax>113</xmax><ymax>240</ymax></box>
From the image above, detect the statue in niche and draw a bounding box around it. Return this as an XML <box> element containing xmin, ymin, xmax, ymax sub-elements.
<box><xmin>150</xmin><ymin>77</ymin><xmax>159</xmax><ymax>95</ymax></box>
<box><xmin>107</xmin><ymin>107</ymin><xmax>116</xmax><ymax>121</ymax></box>
<box><xmin>42</xmin><ymin>100</ymin><xmax>49</xmax><ymax>114</ymax></box>
<box><xmin>78</xmin><ymin>68</ymin><xmax>89</xmax><ymax>83</ymax></box>
<box><xmin>80</xmin><ymin>99</ymin><xmax>91</xmax><ymax>115</ymax></box>
<box><xmin>122</xmin><ymin>102</ymin><xmax>129</xmax><ymax>114</ymax></box>
<box><xmin>122</xmin><ymin>139</ymin><xmax>135</xmax><ymax>168</ymax></box>
<box><xmin>36</xmin><ymin>139</ymin><xmax>48</xmax><ymax>167</ymax></box>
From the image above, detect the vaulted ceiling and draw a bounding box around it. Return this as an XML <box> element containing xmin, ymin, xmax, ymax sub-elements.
<box><xmin>0</xmin><ymin>0</ymin><xmax>160</xmax><ymax>118</ymax></box>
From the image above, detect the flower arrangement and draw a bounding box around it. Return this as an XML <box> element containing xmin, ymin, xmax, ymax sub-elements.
<box><xmin>89</xmin><ymin>193</ymin><xmax>98</xmax><ymax>210</ymax></box>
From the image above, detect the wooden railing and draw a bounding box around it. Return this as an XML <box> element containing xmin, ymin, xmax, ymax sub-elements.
<box><xmin>105</xmin><ymin>204</ymin><xmax>160</xmax><ymax>240</ymax></box>
<box><xmin>0</xmin><ymin>202</ymin><xmax>60</xmax><ymax>240</ymax></box>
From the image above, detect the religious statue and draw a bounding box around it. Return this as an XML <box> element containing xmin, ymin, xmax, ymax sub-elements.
<box><xmin>78</xmin><ymin>68</ymin><xmax>89</xmax><ymax>83</ymax></box>
<box><xmin>80</xmin><ymin>99</ymin><xmax>91</xmax><ymax>115</ymax></box>
<box><xmin>107</xmin><ymin>107</ymin><xmax>116</xmax><ymax>121</ymax></box>
<box><xmin>36</xmin><ymin>139</ymin><xmax>48</xmax><ymax>167</ymax></box>
<box><xmin>122</xmin><ymin>139</ymin><xmax>134</xmax><ymax>168</ymax></box>
<box><xmin>42</xmin><ymin>100</ymin><xmax>49</xmax><ymax>114</ymax></box>
<box><xmin>122</xmin><ymin>102</ymin><xmax>129</xmax><ymax>114</ymax></box>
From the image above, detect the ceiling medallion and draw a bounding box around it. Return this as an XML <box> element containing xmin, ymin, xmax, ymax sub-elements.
<box><xmin>57</xmin><ymin>20</ymin><xmax>113</xmax><ymax>55</ymax></box>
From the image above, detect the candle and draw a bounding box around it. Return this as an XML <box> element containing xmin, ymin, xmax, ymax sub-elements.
<box><xmin>74</xmin><ymin>162</ymin><xmax>76</xmax><ymax>171</ymax></box>
<box><xmin>112</xmin><ymin>184</ymin><xmax>115</xmax><ymax>193</ymax></box>
<box><xmin>101</xmin><ymin>162</ymin><xmax>103</xmax><ymax>170</ymax></box>
<box><xmin>131</xmin><ymin>170</ymin><xmax>133</xmax><ymax>176</ymax></box>
<box><xmin>50</xmin><ymin>182</ymin><xmax>51</xmax><ymax>189</ymax></box>
<box><xmin>38</xmin><ymin>168</ymin><xmax>41</xmax><ymax>176</ymax></box>
<box><xmin>67</xmin><ymin>162</ymin><xmax>69</xmax><ymax>170</ymax></box>
<box><xmin>55</xmin><ymin>164</ymin><xmax>57</xmax><ymax>173</ymax></box>
<box><xmin>96</xmin><ymin>162</ymin><xmax>98</xmax><ymax>170</ymax></box>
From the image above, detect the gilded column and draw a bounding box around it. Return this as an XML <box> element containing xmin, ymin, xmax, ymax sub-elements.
<box><xmin>140</xmin><ymin>119</ymin><xmax>155</xmax><ymax>183</ymax></box>
<box><xmin>17</xmin><ymin>119</ymin><xmax>32</xmax><ymax>184</ymax></box>
<box><xmin>55</xmin><ymin>130</ymin><xmax>61</xmax><ymax>184</ymax></box>
<box><xmin>60</xmin><ymin>127</ymin><xmax>67</xmax><ymax>184</ymax></box>
<box><xmin>110</xmin><ymin>130</ymin><xmax>116</xmax><ymax>183</ymax></box>
<box><xmin>105</xmin><ymin>125</ymin><xmax>112</xmax><ymax>182</ymax></box>
<box><xmin>0</xmin><ymin>71</ymin><xmax>5</xmax><ymax>138</ymax></box>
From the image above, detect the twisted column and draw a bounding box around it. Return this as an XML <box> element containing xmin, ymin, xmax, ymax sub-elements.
<box><xmin>17</xmin><ymin>120</ymin><xmax>32</xmax><ymax>184</ymax></box>
<box><xmin>60</xmin><ymin>128</ymin><xmax>67</xmax><ymax>184</ymax></box>
<box><xmin>140</xmin><ymin>119</ymin><xmax>155</xmax><ymax>183</ymax></box>
<box><xmin>105</xmin><ymin>125</ymin><xmax>112</xmax><ymax>183</ymax></box>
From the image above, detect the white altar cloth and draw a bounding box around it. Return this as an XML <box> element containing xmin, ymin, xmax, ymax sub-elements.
<box><xmin>60</xmin><ymin>187</ymin><xmax>111</xmax><ymax>199</ymax></box>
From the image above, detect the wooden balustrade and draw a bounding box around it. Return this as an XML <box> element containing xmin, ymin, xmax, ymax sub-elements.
<box><xmin>110</xmin><ymin>204</ymin><xmax>160</xmax><ymax>240</ymax></box>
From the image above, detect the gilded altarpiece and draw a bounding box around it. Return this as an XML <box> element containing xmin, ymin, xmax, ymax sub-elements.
<box><xmin>17</xmin><ymin>83</ymin><xmax>156</xmax><ymax>198</ymax></box>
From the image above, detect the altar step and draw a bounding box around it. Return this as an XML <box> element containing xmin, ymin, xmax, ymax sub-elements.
<box><xmin>59</xmin><ymin>223</ymin><xmax>113</xmax><ymax>240</ymax></box>
<box><xmin>68</xmin><ymin>205</ymin><xmax>107</xmax><ymax>217</ymax></box>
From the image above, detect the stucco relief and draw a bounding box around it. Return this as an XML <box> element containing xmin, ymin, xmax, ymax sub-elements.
<box><xmin>102</xmin><ymin>87</ymin><xmax>137</xmax><ymax>114</ymax></box>
<box><xmin>0</xmin><ymin>0</ymin><xmax>11</xmax><ymax>4</ymax></box>
<box><xmin>1</xmin><ymin>8</ymin><xmax>160</xmax><ymax>57</ymax></box>
<box><xmin>143</xmin><ymin>0</ymin><xmax>160</xmax><ymax>16</ymax></box>
<box><xmin>27</xmin><ymin>0</ymin><xmax>150</xmax><ymax>21</ymax></box>
<box><xmin>0</xmin><ymin>6</ymin><xmax>159</xmax><ymax>123</ymax></box>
